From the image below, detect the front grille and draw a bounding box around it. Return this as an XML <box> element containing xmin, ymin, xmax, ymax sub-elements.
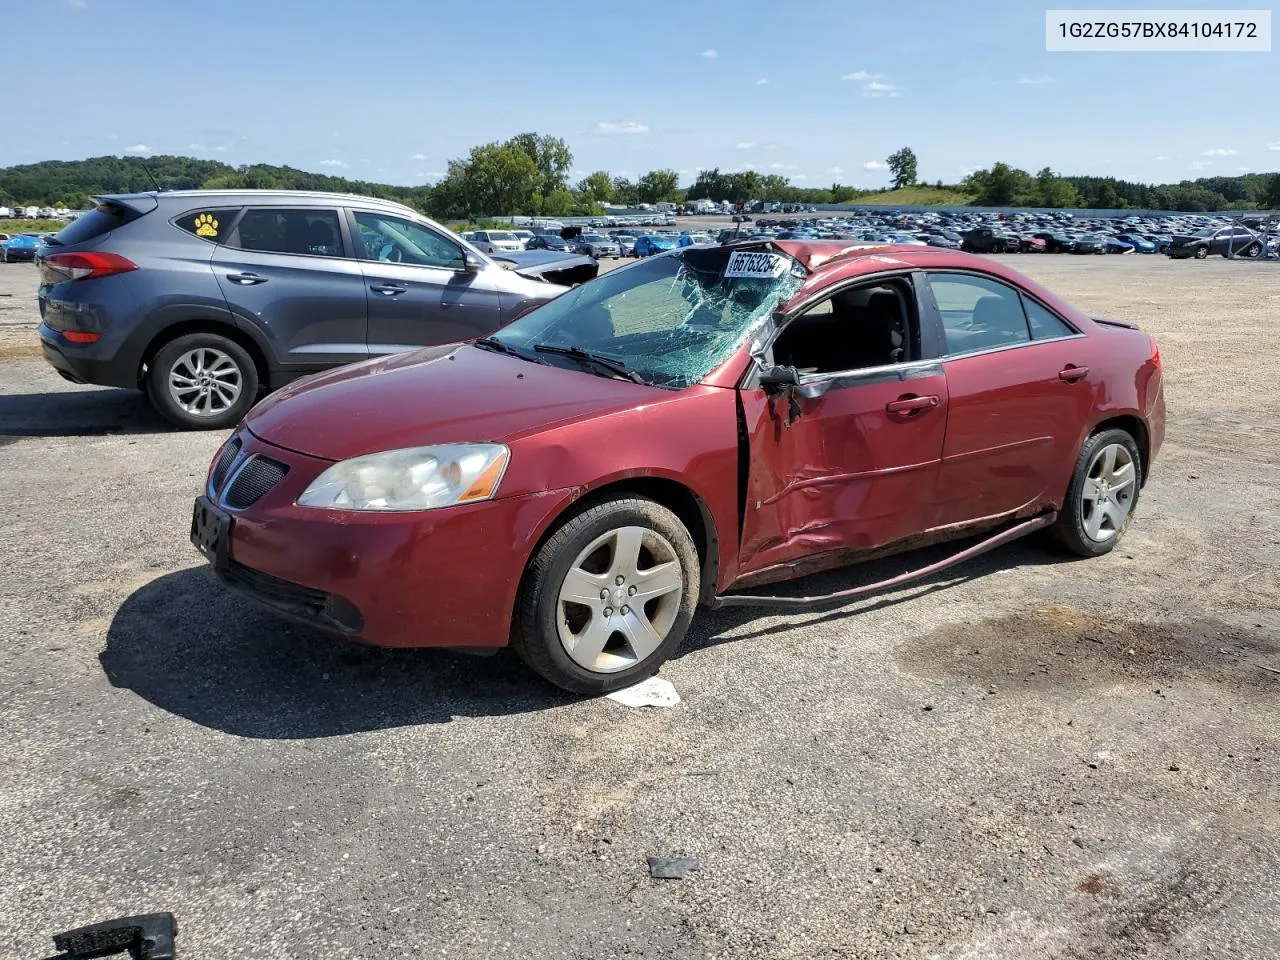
<box><xmin>222</xmin><ymin>560</ymin><xmax>364</xmax><ymax>633</ymax></box>
<box><xmin>209</xmin><ymin>436</ymin><xmax>242</xmax><ymax>494</ymax></box>
<box><xmin>224</xmin><ymin>456</ymin><xmax>288</xmax><ymax>509</ymax></box>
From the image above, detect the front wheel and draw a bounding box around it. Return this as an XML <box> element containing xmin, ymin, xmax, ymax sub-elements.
<box><xmin>146</xmin><ymin>332</ymin><xmax>259</xmax><ymax>430</ymax></box>
<box><xmin>513</xmin><ymin>497</ymin><xmax>700</xmax><ymax>694</ymax></box>
<box><xmin>1051</xmin><ymin>429</ymin><xmax>1143</xmax><ymax>557</ymax></box>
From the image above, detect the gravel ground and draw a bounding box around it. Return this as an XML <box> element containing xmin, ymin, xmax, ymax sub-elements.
<box><xmin>1</xmin><ymin>254</ymin><xmax>1278</xmax><ymax>959</ymax></box>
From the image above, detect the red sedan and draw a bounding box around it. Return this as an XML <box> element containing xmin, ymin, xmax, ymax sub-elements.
<box><xmin>191</xmin><ymin>242</ymin><xmax>1165</xmax><ymax>693</ymax></box>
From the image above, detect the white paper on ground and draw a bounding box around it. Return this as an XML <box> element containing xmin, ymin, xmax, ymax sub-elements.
<box><xmin>605</xmin><ymin>675</ymin><xmax>681</xmax><ymax>708</ymax></box>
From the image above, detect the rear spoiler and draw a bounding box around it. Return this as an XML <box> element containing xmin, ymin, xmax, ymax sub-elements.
<box><xmin>92</xmin><ymin>193</ymin><xmax>160</xmax><ymax>217</ymax></box>
<box><xmin>1091</xmin><ymin>316</ymin><xmax>1138</xmax><ymax>330</ymax></box>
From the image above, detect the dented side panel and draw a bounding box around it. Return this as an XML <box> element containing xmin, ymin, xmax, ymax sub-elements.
<box><xmin>735</xmin><ymin>366</ymin><xmax>949</xmax><ymax>579</ymax></box>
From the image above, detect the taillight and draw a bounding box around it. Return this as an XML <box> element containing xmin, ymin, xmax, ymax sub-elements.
<box><xmin>40</xmin><ymin>251</ymin><xmax>137</xmax><ymax>283</ymax></box>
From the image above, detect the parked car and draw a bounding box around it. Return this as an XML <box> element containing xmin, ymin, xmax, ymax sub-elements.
<box><xmin>959</xmin><ymin>228</ymin><xmax>1010</xmax><ymax>254</ymax></box>
<box><xmin>1166</xmin><ymin>226</ymin><xmax>1262</xmax><ymax>259</ymax></box>
<box><xmin>191</xmin><ymin>241</ymin><xmax>1165</xmax><ymax>694</ymax></box>
<box><xmin>1115</xmin><ymin>234</ymin><xmax>1156</xmax><ymax>253</ymax></box>
<box><xmin>574</xmin><ymin>234</ymin><xmax>622</xmax><ymax>259</ymax></box>
<box><xmin>36</xmin><ymin>191</ymin><xmax>593</xmax><ymax>429</ymax></box>
<box><xmin>2</xmin><ymin>232</ymin><xmax>44</xmax><ymax>262</ymax></box>
<box><xmin>633</xmin><ymin>234</ymin><xmax>679</xmax><ymax>257</ymax></box>
<box><xmin>470</xmin><ymin>230</ymin><xmax>525</xmax><ymax>254</ymax></box>
<box><xmin>526</xmin><ymin>234</ymin><xmax>575</xmax><ymax>253</ymax></box>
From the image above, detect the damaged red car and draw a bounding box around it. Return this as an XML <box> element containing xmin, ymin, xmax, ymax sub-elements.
<box><xmin>192</xmin><ymin>241</ymin><xmax>1165</xmax><ymax>693</ymax></box>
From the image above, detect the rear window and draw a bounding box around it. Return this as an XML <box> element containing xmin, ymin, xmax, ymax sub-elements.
<box><xmin>232</xmin><ymin>208</ymin><xmax>344</xmax><ymax>258</ymax></box>
<box><xmin>52</xmin><ymin>203</ymin><xmax>142</xmax><ymax>246</ymax></box>
<box><xmin>174</xmin><ymin>208</ymin><xmax>240</xmax><ymax>244</ymax></box>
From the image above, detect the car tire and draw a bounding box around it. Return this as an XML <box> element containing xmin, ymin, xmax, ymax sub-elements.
<box><xmin>1050</xmin><ymin>428</ymin><xmax>1143</xmax><ymax>558</ymax></box>
<box><xmin>512</xmin><ymin>496</ymin><xmax>700</xmax><ymax>695</ymax></box>
<box><xmin>1194</xmin><ymin>246</ymin><xmax>1209</xmax><ymax>259</ymax></box>
<box><xmin>146</xmin><ymin>331</ymin><xmax>259</xmax><ymax>431</ymax></box>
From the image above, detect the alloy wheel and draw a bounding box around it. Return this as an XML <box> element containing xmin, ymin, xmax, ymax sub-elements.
<box><xmin>556</xmin><ymin>525</ymin><xmax>684</xmax><ymax>673</ymax></box>
<box><xmin>168</xmin><ymin>347</ymin><xmax>243</xmax><ymax>417</ymax></box>
<box><xmin>1080</xmin><ymin>443</ymin><xmax>1137</xmax><ymax>542</ymax></box>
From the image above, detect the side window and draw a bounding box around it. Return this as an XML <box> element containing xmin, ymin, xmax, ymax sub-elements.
<box><xmin>770</xmin><ymin>280</ymin><xmax>916</xmax><ymax>375</ymax></box>
<box><xmin>352</xmin><ymin>211</ymin><xmax>464</xmax><ymax>269</ymax></box>
<box><xmin>1021</xmin><ymin>295</ymin><xmax>1077</xmax><ymax>340</ymax></box>
<box><xmin>927</xmin><ymin>273</ymin><xmax>1030</xmax><ymax>355</ymax></box>
<box><xmin>174</xmin><ymin>207</ymin><xmax>240</xmax><ymax>244</ymax></box>
<box><xmin>234</xmin><ymin>209</ymin><xmax>344</xmax><ymax>258</ymax></box>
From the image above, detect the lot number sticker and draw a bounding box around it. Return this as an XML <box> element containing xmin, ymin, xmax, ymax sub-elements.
<box><xmin>725</xmin><ymin>250</ymin><xmax>788</xmax><ymax>279</ymax></box>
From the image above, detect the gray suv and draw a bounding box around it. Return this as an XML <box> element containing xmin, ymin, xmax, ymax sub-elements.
<box><xmin>37</xmin><ymin>190</ymin><xmax>592</xmax><ymax>428</ymax></box>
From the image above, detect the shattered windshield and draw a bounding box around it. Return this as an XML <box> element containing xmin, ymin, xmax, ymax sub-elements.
<box><xmin>491</xmin><ymin>247</ymin><xmax>805</xmax><ymax>387</ymax></box>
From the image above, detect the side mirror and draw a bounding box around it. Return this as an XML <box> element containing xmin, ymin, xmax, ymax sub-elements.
<box><xmin>758</xmin><ymin>364</ymin><xmax>799</xmax><ymax>390</ymax></box>
<box><xmin>463</xmin><ymin>252</ymin><xmax>484</xmax><ymax>273</ymax></box>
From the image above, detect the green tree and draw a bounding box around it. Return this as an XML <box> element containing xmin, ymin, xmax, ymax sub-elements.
<box><xmin>636</xmin><ymin>169</ymin><xmax>680</xmax><ymax>204</ymax></box>
<box><xmin>577</xmin><ymin>170</ymin><xmax>613</xmax><ymax>202</ymax></box>
<box><xmin>611</xmin><ymin>177</ymin><xmax>639</xmax><ymax>206</ymax></box>
<box><xmin>1264</xmin><ymin>174</ymin><xmax>1280</xmax><ymax>210</ymax></box>
<box><xmin>1034</xmin><ymin>167</ymin><xmax>1080</xmax><ymax>208</ymax></box>
<box><xmin>886</xmin><ymin>147</ymin><xmax>918</xmax><ymax>189</ymax></box>
<box><xmin>505</xmin><ymin>132</ymin><xmax>573</xmax><ymax>198</ymax></box>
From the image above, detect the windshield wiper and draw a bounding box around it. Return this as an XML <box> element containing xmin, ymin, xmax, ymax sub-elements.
<box><xmin>533</xmin><ymin>343</ymin><xmax>646</xmax><ymax>383</ymax></box>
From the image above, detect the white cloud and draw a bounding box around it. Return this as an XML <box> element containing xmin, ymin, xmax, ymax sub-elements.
<box><xmin>124</xmin><ymin>144</ymin><xmax>151</xmax><ymax>154</ymax></box>
<box><xmin>864</xmin><ymin>160</ymin><xmax>886</xmax><ymax>170</ymax></box>
<box><xmin>701</xmin><ymin>49</ymin><xmax>719</xmax><ymax>58</ymax></box>
<box><xmin>410</xmin><ymin>152</ymin><xmax>427</xmax><ymax>160</ymax></box>
<box><xmin>755</xmin><ymin>78</ymin><xmax>768</xmax><ymax>85</ymax></box>
<box><xmin>593</xmin><ymin>121</ymin><xmax>649</xmax><ymax>135</ymax></box>
<box><xmin>1201</xmin><ymin>147</ymin><xmax>1237</xmax><ymax>156</ymax></box>
<box><xmin>736</xmin><ymin>142</ymin><xmax>756</xmax><ymax>150</ymax></box>
<box><xmin>1267</xmin><ymin>141</ymin><xmax>1280</xmax><ymax>151</ymax></box>
<box><xmin>1016</xmin><ymin>75</ymin><xmax>1055</xmax><ymax>85</ymax></box>
<box><xmin>1189</xmin><ymin>160</ymin><xmax>1210</xmax><ymax>170</ymax></box>
<box><xmin>1154</xmin><ymin>155</ymin><xmax>1172</xmax><ymax>161</ymax></box>
<box><xmin>842</xmin><ymin>70</ymin><xmax>884</xmax><ymax>80</ymax></box>
<box><xmin>319</xmin><ymin>159</ymin><xmax>347</xmax><ymax>167</ymax></box>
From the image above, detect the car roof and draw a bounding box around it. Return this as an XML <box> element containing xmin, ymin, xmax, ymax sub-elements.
<box><xmin>104</xmin><ymin>189</ymin><xmax>421</xmax><ymax>215</ymax></box>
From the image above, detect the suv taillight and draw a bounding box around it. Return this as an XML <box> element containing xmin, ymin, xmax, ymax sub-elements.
<box><xmin>40</xmin><ymin>251</ymin><xmax>137</xmax><ymax>284</ymax></box>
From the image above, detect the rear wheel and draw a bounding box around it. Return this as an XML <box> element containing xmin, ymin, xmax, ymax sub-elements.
<box><xmin>146</xmin><ymin>332</ymin><xmax>259</xmax><ymax>430</ymax></box>
<box><xmin>1051</xmin><ymin>429</ymin><xmax>1142</xmax><ymax>557</ymax></box>
<box><xmin>513</xmin><ymin>497</ymin><xmax>700</xmax><ymax>694</ymax></box>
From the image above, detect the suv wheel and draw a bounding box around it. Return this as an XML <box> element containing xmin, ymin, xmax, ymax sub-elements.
<box><xmin>147</xmin><ymin>332</ymin><xmax>259</xmax><ymax>430</ymax></box>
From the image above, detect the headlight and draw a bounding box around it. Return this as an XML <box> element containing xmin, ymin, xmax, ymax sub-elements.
<box><xmin>297</xmin><ymin>443</ymin><xmax>509</xmax><ymax>511</ymax></box>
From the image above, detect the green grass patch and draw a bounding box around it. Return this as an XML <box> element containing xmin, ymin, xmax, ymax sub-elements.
<box><xmin>2</xmin><ymin>219</ymin><xmax>64</xmax><ymax>234</ymax></box>
<box><xmin>837</xmin><ymin>186</ymin><xmax>975</xmax><ymax>207</ymax></box>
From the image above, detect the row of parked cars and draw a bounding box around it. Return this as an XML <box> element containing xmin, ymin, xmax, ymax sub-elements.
<box><xmin>461</xmin><ymin>227</ymin><xmax>715</xmax><ymax>260</ymax></box>
<box><xmin>745</xmin><ymin>210</ymin><xmax>1279</xmax><ymax>260</ymax></box>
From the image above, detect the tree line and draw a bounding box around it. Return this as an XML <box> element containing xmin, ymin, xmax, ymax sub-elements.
<box><xmin>2</xmin><ymin>137</ymin><xmax>1277</xmax><ymax>215</ymax></box>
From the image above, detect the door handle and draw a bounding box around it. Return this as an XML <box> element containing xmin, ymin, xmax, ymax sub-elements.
<box><xmin>1058</xmin><ymin>365</ymin><xmax>1089</xmax><ymax>382</ymax></box>
<box><xmin>226</xmin><ymin>272</ymin><xmax>267</xmax><ymax>285</ymax></box>
<box><xmin>369</xmin><ymin>283</ymin><xmax>408</xmax><ymax>296</ymax></box>
<box><xmin>885</xmin><ymin>395</ymin><xmax>939</xmax><ymax>414</ymax></box>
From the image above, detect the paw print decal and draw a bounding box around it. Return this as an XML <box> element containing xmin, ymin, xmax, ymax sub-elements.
<box><xmin>194</xmin><ymin>213</ymin><xmax>219</xmax><ymax>238</ymax></box>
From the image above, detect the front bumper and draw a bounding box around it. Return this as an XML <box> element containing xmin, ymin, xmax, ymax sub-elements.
<box><xmin>200</xmin><ymin>430</ymin><xmax>577</xmax><ymax>649</ymax></box>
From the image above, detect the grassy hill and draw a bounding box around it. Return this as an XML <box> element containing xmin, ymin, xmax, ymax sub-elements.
<box><xmin>837</xmin><ymin>185</ymin><xmax>975</xmax><ymax>206</ymax></box>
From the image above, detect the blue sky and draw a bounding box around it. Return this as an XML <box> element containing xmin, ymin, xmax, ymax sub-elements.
<box><xmin>2</xmin><ymin>0</ymin><xmax>1275</xmax><ymax>187</ymax></box>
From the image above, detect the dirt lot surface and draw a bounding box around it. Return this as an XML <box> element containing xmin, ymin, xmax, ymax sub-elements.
<box><xmin>1</xmin><ymin>255</ymin><xmax>1278</xmax><ymax>959</ymax></box>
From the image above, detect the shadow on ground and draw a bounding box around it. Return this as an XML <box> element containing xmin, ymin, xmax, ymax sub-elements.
<box><xmin>102</xmin><ymin>536</ymin><xmax>1077</xmax><ymax>739</ymax></box>
<box><xmin>0</xmin><ymin>387</ymin><xmax>173</xmax><ymax>437</ymax></box>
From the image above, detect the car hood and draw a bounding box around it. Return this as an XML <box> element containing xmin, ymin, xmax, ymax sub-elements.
<box><xmin>245</xmin><ymin>344</ymin><xmax>665</xmax><ymax>462</ymax></box>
